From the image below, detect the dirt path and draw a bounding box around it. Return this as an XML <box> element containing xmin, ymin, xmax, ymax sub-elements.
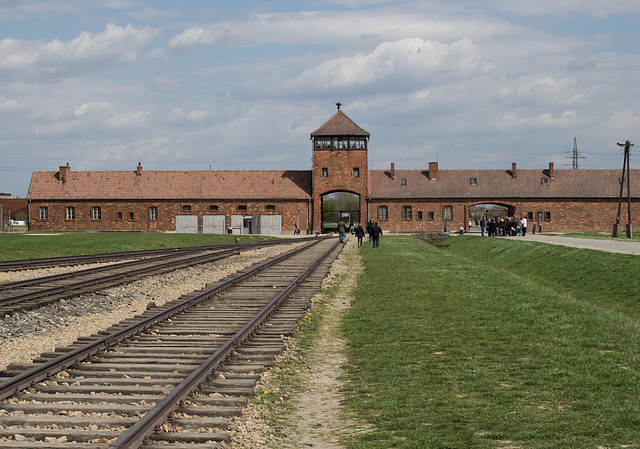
<box><xmin>229</xmin><ymin>238</ymin><xmax>361</xmax><ymax>448</ymax></box>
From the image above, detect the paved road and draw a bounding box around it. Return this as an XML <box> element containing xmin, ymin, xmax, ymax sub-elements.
<box><xmin>472</xmin><ymin>232</ymin><xmax>640</xmax><ymax>255</ymax></box>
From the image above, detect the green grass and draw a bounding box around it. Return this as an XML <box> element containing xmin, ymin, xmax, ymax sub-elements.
<box><xmin>0</xmin><ymin>232</ymin><xmax>272</xmax><ymax>261</ymax></box>
<box><xmin>341</xmin><ymin>235</ymin><xmax>640</xmax><ymax>448</ymax></box>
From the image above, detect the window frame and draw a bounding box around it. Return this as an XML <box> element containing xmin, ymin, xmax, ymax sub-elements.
<box><xmin>149</xmin><ymin>206</ymin><xmax>158</xmax><ymax>221</ymax></box>
<box><xmin>39</xmin><ymin>206</ymin><xmax>48</xmax><ymax>221</ymax></box>
<box><xmin>378</xmin><ymin>205</ymin><xmax>388</xmax><ymax>221</ymax></box>
<box><xmin>91</xmin><ymin>206</ymin><xmax>101</xmax><ymax>221</ymax></box>
<box><xmin>65</xmin><ymin>206</ymin><xmax>75</xmax><ymax>221</ymax></box>
<box><xmin>402</xmin><ymin>206</ymin><xmax>412</xmax><ymax>220</ymax></box>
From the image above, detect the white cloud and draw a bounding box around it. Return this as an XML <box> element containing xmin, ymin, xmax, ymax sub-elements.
<box><xmin>285</xmin><ymin>37</ymin><xmax>492</xmax><ymax>94</ymax></box>
<box><xmin>0</xmin><ymin>23</ymin><xmax>159</xmax><ymax>80</ymax></box>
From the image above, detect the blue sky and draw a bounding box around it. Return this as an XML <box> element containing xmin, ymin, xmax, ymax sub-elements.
<box><xmin>1</xmin><ymin>0</ymin><xmax>639</xmax><ymax>197</ymax></box>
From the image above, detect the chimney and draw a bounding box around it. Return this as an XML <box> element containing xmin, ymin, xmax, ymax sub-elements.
<box><xmin>390</xmin><ymin>163</ymin><xmax>395</xmax><ymax>180</ymax></box>
<box><xmin>59</xmin><ymin>163</ymin><xmax>70</xmax><ymax>183</ymax></box>
<box><xmin>428</xmin><ymin>161</ymin><xmax>438</xmax><ymax>180</ymax></box>
<box><xmin>548</xmin><ymin>162</ymin><xmax>554</xmax><ymax>179</ymax></box>
<box><xmin>136</xmin><ymin>162</ymin><xmax>143</xmax><ymax>175</ymax></box>
<box><xmin>511</xmin><ymin>162</ymin><xmax>517</xmax><ymax>178</ymax></box>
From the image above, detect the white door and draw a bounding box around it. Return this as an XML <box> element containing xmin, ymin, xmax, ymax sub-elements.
<box><xmin>203</xmin><ymin>215</ymin><xmax>225</xmax><ymax>234</ymax></box>
<box><xmin>230</xmin><ymin>215</ymin><xmax>243</xmax><ymax>234</ymax></box>
<box><xmin>176</xmin><ymin>215</ymin><xmax>198</xmax><ymax>233</ymax></box>
<box><xmin>259</xmin><ymin>215</ymin><xmax>282</xmax><ymax>235</ymax></box>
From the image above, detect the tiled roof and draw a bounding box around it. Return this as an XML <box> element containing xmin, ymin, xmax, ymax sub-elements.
<box><xmin>28</xmin><ymin>169</ymin><xmax>312</xmax><ymax>200</ymax></box>
<box><xmin>368</xmin><ymin>168</ymin><xmax>640</xmax><ymax>199</ymax></box>
<box><xmin>310</xmin><ymin>111</ymin><xmax>370</xmax><ymax>137</ymax></box>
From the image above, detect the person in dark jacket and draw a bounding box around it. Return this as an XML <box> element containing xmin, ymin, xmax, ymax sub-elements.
<box><xmin>354</xmin><ymin>223</ymin><xmax>365</xmax><ymax>247</ymax></box>
<box><xmin>366</xmin><ymin>219</ymin><xmax>374</xmax><ymax>242</ymax></box>
<box><xmin>371</xmin><ymin>222</ymin><xmax>383</xmax><ymax>248</ymax></box>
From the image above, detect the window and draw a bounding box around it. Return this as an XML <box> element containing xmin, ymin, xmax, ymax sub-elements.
<box><xmin>209</xmin><ymin>205</ymin><xmax>219</xmax><ymax>211</ymax></box>
<box><xmin>545</xmin><ymin>212</ymin><xmax>551</xmax><ymax>222</ymax></box>
<box><xmin>65</xmin><ymin>206</ymin><xmax>75</xmax><ymax>221</ymax></box>
<box><xmin>353</xmin><ymin>167</ymin><xmax>360</xmax><ymax>177</ymax></box>
<box><xmin>117</xmin><ymin>212</ymin><xmax>123</xmax><ymax>221</ymax></box>
<box><xmin>403</xmin><ymin>206</ymin><xmax>412</xmax><ymax>220</ymax></box>
<box><xmin>428</xmin><ymin>211</ymin><xmax>435</xmax><ymax>221</ymax></box>
<box><xmin>129</xmin><ymin>212</ymin><xmax>134</xmax><ymax>221</ymax></box>
<box><xmin>417</xmin><ymin>211</ymin><xmax>423</xmax><ymax>221</ymax></box>
<box><xmin>379</xmin><ymin>206</ymin><xmax>388</xmax><ymax>220</ymax></box>
<box><xmin>444</xmin><ymin>206</ymin><xmax>453</xmax><ymax>220</ymax></box>
<box><xmin>150</xmin><ymin>206</ymin><xmax>158</xmax><ymax>221</ymax></box>
<box><xmin>322</xmin><ymin>168</ymin><xmax>328</xmax><ymax>177</ymax></box>
<box><xmin>238</xmin><ymin>205</ymin><xmax>247</xmax><ymax>211</ymax></box>
<box><xmin>266</xmin><ymin>205</ymin><xmax>276</xmax><ymax>211</ymax></box>
<box><xmin>39</xmin><ymin>206</ymin><xmax>48</xmax><ymax>220</ymax></box>
<box><xmin>470</xmin><ymin>177</ymin><xmax>478</xmax><ymax>185</ymax></box>
<box><xmin>527</xmin><ymin>212</ymin><xmax>533</xmax><ymax>220</ymax></box>
<box><xmin>182</xmin><ymin>205</ymin><xmax>192</xmax><ymax>211</ymax></box>
<box><xmin>401</xmin><ymin>178</ymin><xmax>407</xmax><ymax>185</ymax></box>
<box><xmin>92</xmin><ymin>206</ymin><xmax>101</xmax><ymax>221</ymax></box>
<box><xmin>541</xmin><ymin>177</ymin><xmax>549</xmax><ymax>185</ymax></box>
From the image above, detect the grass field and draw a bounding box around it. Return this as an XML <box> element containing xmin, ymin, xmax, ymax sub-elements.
<box><xmin>0</xmin><ymin>232</ymin><xmax>271</xmax><ymax>261</ymax></box>
<box><xmin>342</xmin><ymin>235</ymin><xmax>640</xmax><ymax>448</ymax></box>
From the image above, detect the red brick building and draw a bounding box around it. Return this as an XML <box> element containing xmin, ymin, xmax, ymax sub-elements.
<box><xmin>27</xmin><ymin>108</ymin><xmax>639</xmax><ymax>234</ymax></box>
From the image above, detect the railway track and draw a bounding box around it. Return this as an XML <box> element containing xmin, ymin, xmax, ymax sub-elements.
<box><xmin>0</xmin><ymin>236</ymin><xmax>342</xmax><ymax>448</ymax></box>
<box><xmin>0</xmin><ymin>239</ymin><xmax>310</xmax><ymax>316</ymax></box>
<box><xmin>0</xmin><ymin>247</ymin><xmax>223</xmax><ymax>272</ymax></box>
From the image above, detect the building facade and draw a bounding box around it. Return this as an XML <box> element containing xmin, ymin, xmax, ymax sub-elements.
<box><xmin>27</xmin><ymin>108</ymin><xmax>639</xmax><ymax>234</ymax></box>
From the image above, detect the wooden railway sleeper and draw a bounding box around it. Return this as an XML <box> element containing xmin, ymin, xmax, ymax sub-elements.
<box><xmin>0</xmin><ymin>237</ymin><xmax>327</xmax><ymax>402</ymax></box>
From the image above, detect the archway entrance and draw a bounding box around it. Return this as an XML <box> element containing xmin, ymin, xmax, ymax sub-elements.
<box><xmin>321</xmin><ymin>192</ymin><xmax>360</xmax><ymax>233</ymax></box>
<box><xmin>468</xmin><ymin>203</ymin><xmax>515</xmax><ymax>232</ymax></box>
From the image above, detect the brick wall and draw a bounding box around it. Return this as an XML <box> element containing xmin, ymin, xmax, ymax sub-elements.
<box><xmin>369</xmin><ymin>197</ymin><xmax>640</xmax><ymax>233</ymax></box>
<box><xmin>29</xmin><ymin>199</ymin><xmax>311</xmax><ymax>234</ymax></box>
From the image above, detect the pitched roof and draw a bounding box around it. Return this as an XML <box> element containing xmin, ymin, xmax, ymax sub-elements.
<box><xmin>310</xmin><ymin>111</ymin><xmax>370</xmax><ymax>137</ymax></box>
<box><xmin>368</xmin><ymin>168</ymin><xmax>640</xmax><ymax>199</ymax></box>
<box><xmin>28</xmin><ymin>169</ymin><xmax>312</xmax><ymax>200</ymax></box>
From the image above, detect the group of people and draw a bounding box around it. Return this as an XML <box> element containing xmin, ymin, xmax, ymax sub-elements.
<box><xmin>479</xmin><ymin>216</ymin><xmax>527</xmax><ymax>237</ymax></box>
<box><xmin>339</xmin><ymin>219</ymin><xmax>383</xmax><ymax>247</ymax></box>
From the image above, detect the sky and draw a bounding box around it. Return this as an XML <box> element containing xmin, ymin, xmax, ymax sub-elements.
<box><xmin>1</xmin><ymin>0</ymin><xmax>640</xmax><ymax>197</ymax></box>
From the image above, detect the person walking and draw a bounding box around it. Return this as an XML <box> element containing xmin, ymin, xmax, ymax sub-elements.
<box><xmin>293</xmin><ymin>221</ymin><xmax>299</xmax><ymax>235</ymax></box>
<box><xmin>521</xmin><ymin>216</ymin><xmax>527</xmax><ymax>236</ymax></box>
<box><xmin>371</xmin><ymin>222</ymin><xmax>383</xmax><ymax>248</ymax></box>
<box><xmin>480</xmin><ymin>217</ymin><xmax>486</xmax><ymax>237</ymax></box>
<box><xmin>338</xmin><ymin>219</ymin><xmax>346</xmax><ymax>243</ymax></box>
<box><xmin>354</xmin><ymin>223</ymin><xmax>365</xmax><ymax>247</ymax></box>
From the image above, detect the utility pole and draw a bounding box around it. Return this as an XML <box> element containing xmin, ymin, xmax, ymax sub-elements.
<box><xmin>566</xmin><ymin>137</ymin><xmax>585</xmax><ymax>168</ymax></box>
<box><xmin>612</xmin><ymin>140</ymin><xmax>634</xmax><ymax>238</ymax></box>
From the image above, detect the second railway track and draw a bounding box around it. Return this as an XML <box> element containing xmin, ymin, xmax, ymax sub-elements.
<box><xmin>0</xmin><ymin>236</ymin><xmax>342</xmax><ymax>448</ymax></box>
<box><xmin>0</xmin><ymin>239</ymin><xmax>313</xmax><ymax>316</ymax></box>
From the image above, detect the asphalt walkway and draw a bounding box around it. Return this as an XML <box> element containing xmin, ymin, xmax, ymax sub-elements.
<box><xmin>479</xmin><ymin>233</ymin><xmax>640</xmax><ymax>255</ymax></box>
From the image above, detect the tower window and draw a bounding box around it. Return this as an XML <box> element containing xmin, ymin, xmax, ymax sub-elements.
<box><xmin>322</xmin><ymin>168</ymin><xmax>328</xmax><ymax>177</ymax></box>
<box><xmin>353</xmin><ymin>167</ymin><xmax>360</xmax><ymax>177</ymax></box>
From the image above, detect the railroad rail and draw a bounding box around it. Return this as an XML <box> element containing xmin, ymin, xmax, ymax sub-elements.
<box><xmin>0</xmin><ymin>247</ymin><xmax>209</xmax><ymax>272</ymax></box>
<box><xmin>0</xmin><ymin>238</ymin><xmax>316</xmax><ymax>316</ymax></box>
<box><xmin>0</xmin><ymin>236</ymin><xmax>341</xmax><ymax>448</ymax></box>
<box><xmin>0</xmin><ymin>238</ymin><xmax>311</xmax><ymax>272</ymax></box>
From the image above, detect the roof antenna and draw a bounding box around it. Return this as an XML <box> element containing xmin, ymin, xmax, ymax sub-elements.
<box><xmin>336</xmin><ymin>102</ymin><xmax>341</xmax><ymax>111</ymax></box>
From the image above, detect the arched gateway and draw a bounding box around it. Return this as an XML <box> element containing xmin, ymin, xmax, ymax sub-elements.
<box><xmin>311</xmin><ymin>105</ymin><xmax>369</xmax><ymax>232</ymax></box>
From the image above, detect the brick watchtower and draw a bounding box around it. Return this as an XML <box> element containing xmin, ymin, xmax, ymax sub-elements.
<box><xmin>311</xmin><ymin>104</ymin><xmax>369</xmax><ymax>232</ymax></box>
